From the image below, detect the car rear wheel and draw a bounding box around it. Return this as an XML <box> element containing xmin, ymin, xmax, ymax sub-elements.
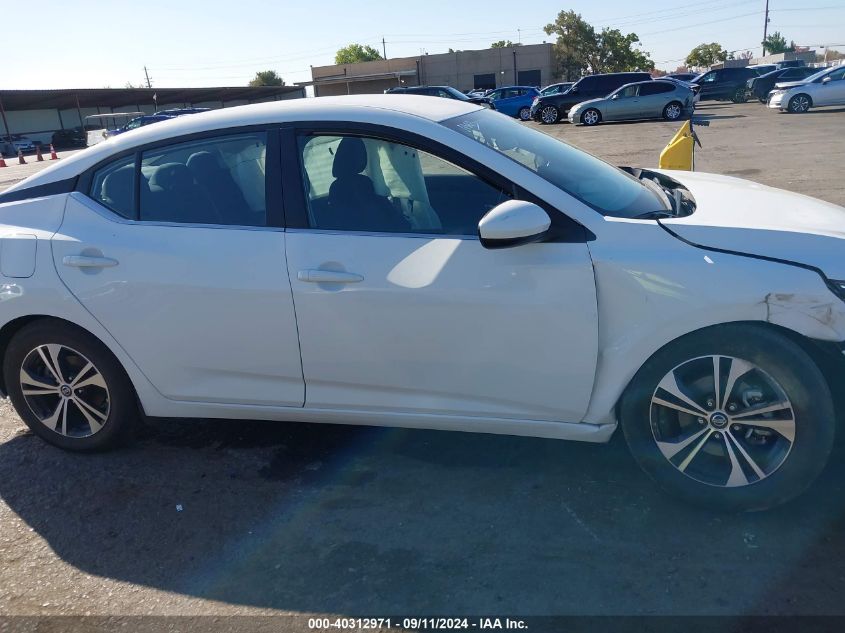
<box><xmin>732</xmin><ymin>88</ymin><xmax>747</xmax><ymax>103</ymax></box>
<box><xmin>788</xmin><ymin>94</ymin><xmax>812</xmax><ymax>113</ymax></box>
<box><xmin>620</xmin><ymin>324</ymin><xmax>834</xmax><ymax>512</ymax></box>
<box><xmin>4</xmin><ymin>320</ymin><xmax>138</xmax><ymax>451</ymax></box>
<box><xmin>581</xmin><ymin>108</ymin><xmax>601</xmax><ymax>126</ymax></box>
<box><xmin>517</xmin><ymin>106</ymin><xmax>531</xmax><ymax>121</ymax></box>
<box><xmin>539</xmin><ymin>105</ymin><xmax>560</xmax><ymax>124</ymax></box>
<box><xmin>662</xmin><ymin>101</ymin><xmax>683</xmax><ymax>121</ymax></box>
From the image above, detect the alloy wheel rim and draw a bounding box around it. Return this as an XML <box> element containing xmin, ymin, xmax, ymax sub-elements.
<box><xmin>649</xmin><ymin>355</ymin><xmax>795</xmax><ymax>488</ymax></box>
<box><xmin>584</xmin><ymin>110</ymin><xmax>598</xmax><ymax>125</ymax></box>
<box><xmin>666</xmin><ymin>104</ymin><xmax>681</xmax><ymax>119</ymax></box>
<box><xmin>519</xmin><ymin>108</ymin><xmax>530</xmax><ymax>121</ymax></box>
<box><xmin>793</xmin><ymin>96</ymin><xmax>809</xmax><ymax>112</ymax></box>
<box><xmin>19</xmin><ymin>344</ymin><xmax>110</xmax><ymax>438</ymax></box>
<box><xmin>541</xmin><ymin>107</ymin><xmax>557</xmax><ymax>123</ymax></box>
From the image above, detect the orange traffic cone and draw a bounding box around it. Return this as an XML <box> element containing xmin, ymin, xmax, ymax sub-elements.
<box><xmin>0</xmin><ymin>155</ymin><xmax>7</xmax><ymax>168</ymax></box>
<box><xmin>49</xmin><ymin>144</ymin><xmax>58</xmax><ymax>160</ymax></box>
<box><xmin>17</xmin><ymin>150</ymin><xmax>26</xmax><ymax>165</ymax></box>
<box><xmin>36</xmin><ymin>145</ymin><xmax>44</xmax><ymax>162</ymax></box>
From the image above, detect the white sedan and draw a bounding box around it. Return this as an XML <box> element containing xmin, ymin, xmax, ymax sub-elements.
<box><xmin>1</xmin><ymin>96</ymin><xmax>843</xmax><ymax>511</ymax></box>
<box><xmin>768</xmin><ymin>64</ymin><xmax>845</xmax><ymax>112</ymax></box>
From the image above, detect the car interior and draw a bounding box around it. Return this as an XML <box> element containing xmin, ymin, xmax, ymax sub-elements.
<box><xmin>95</xmin><ymin>134</ymin><xmax>267</xmax><ymax>226</ymax></box>
<box><xmin>299</xmin><ymin>135</ymin><xmax>507</xmax><ymax>235</ymax></box>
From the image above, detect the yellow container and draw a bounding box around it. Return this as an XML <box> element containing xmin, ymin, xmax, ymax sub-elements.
<box><xmin>658</xmin><ymin>120</ymin><xmax>694</xmax><ymax>171</ymax></box>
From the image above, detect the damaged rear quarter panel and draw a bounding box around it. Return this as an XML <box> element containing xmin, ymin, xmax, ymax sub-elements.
<box><xmin>583</xmin><ymin>219</ymin><xmax>845</xmax><ymax>425</ymax></box>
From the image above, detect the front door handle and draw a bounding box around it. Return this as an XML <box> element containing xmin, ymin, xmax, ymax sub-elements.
<box><xmin>297</xmin><ymin>269</ymin><xmax>363</xmax><ymax>283</ymax></box>
<box><xmin>62</xmin><ymin>255</ymin><xmax>119</xmax><ymax>268</ymax></box>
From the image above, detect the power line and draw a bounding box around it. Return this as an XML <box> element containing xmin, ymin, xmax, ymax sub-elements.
<box><xmin>640</xmin><ymin>10</ymin><xmax>763</xmax><ymax>36</ymax></box>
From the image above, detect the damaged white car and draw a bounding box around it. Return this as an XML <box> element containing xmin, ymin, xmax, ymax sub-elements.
<box><xmin>0</xmin><ymin>96</ymin><xmax>843</xmax><ymax>511</ymax></box>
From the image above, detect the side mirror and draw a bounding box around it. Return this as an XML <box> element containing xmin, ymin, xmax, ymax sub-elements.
<box><xmin>569</xmin><ymin>86</ymin><xmax>578</xmax><ymax>93</ymax></box>
<box><xmin>822</xmin><ymin>76</ymin><xmax>831</xmax><ymax>84</ymax></box>
<box><xmin>478</xmin><ymin>200</ymin><xmax>551</xmax><ymax>249</ymax></box>
<box><xmin>611</xmin><ymin>94</ymin><xmax>619</xmax><ymax>100</ymax></box>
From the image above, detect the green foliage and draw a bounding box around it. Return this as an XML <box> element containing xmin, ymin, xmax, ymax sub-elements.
<box><xmin>248</xmin><ymin>70</ymin><xmax>285</xmax><ymax>87</ymax></box>
<box><xmin>335</xmin><ymin>44</ymin><xmax>383</xmax><ymax>65</ymax></box>
<box><xmin>544</xmin><ymin>10</ymin><xmax>653</xmax><ymax>81</ymax></box>
<box><xmin>685</xmin><ymin>43</ymin><xmax>728</xmax><ymax>68</ymax></box>
<box><xmin>762</xmin><ymin>32</ymin><xmax>795</xmax><ymax>55</ymax></box>
<box><xmin>491</xmin><ymin>40</ymin><xmax>520</xmax><ymax>48</ymax></box>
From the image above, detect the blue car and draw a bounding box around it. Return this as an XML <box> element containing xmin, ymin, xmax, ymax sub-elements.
<box><xmin>483</xmin><ymin>86</ymin><xmax>541</xmax><ymax>120</ymax></box>
<box><xmin>105</xmin><ymin>114</ymin><xmax>174</xmax><ymax>138</ymax></box>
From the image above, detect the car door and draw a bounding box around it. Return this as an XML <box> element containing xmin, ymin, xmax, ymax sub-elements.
<box><xmin>605</xmin><ymin>84</ymin><xmax>640</xmax><ymax>120</ymax></box>
<box><xmin>815</xmin><ymin>66</ymin><xmax>845</xmax><ymax>105</ymax></box>
<box><xmin>696</xmin><ymin>71</ymin><xmax>718</xmax><ymax>99</ymax></box>
<box><xmin>491</xmin><ymin>89</ymin><xmax>521</xmax><ymax>116</ymax></box>
<box><xmin>283</xmin><ymin>127</ymin><xmax>598</xmax><ymax>422</ymax></box>
<box><xmin>52</xmin><ymin>130</ymin><xmax>305</xmax><ymax>406</ymax></box>
<box><xmin>637</xmin><ymin>81</ymin><xmax>676</xmax><ymax>118</ymax></box>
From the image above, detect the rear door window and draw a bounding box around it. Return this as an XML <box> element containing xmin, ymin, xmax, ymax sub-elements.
<box><xmin>139</xmin><ymin>132</ymin><xmax>267</xmax><ymax>226</ymax></box>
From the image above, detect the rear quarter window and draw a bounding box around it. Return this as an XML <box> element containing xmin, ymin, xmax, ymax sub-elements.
<box><xmin>89</xmin><ymin>155</ymin><xmax>136</xmax><ymax>219</ymax></box>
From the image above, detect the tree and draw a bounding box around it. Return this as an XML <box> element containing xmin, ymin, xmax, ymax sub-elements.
<box><xmin>249</xmin><ymin>70</ymin><xmax>285</xmax><ymax>87</ymax></box>
<box><xmin>335</xmin><ymin>44</ymin><xmax>383</xmax><ymax>65</ymax></box>
<box><xmin>544</xmin><ymin>10</ymin><xmax>652</xmax><ymax>80</ymax></box>
<box><xmin>685</xmin><ymin>43</ymin><xmax>728</xmax><ymax>69</ymax></box>
<box><xmin>762</xmin><ymin>32</ymin><xmax>795</xmax><ymax>55</ymax></box>
<box><xmin>593</xmin><ymin>27</ymin><xmax>653</xmax><ymax>74</ymax></box>
<box><xmin>491</xmin><ymin>40</ymin><xmax>520</xmax><ymax>48</ymax></box>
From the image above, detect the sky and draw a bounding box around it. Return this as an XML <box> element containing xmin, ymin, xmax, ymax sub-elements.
<box><xmin>2</xmin><ymin>0</ymin><xmax>843</xmax><ymax>90</ymax></box>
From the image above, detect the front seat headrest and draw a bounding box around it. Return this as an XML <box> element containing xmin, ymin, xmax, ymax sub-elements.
<box><xmin>150</xmin><ymin>162</ymin><xmax>195</xmax><ymax>191</ymax></box>
<box><xmin>332</xmin><ymin>137</ymin><xmax>368</xmax><ymax>178</ymax></box>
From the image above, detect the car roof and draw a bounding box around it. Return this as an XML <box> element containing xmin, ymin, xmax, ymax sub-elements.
<box><xmin>5</xmin><ymin>95</ymin><xmax>482</xmax><ymax>191</ymax></box>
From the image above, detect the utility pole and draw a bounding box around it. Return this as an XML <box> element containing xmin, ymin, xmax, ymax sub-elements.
<box><xmin>382</xmin><ymin>38</ymin><xmax>387</xmax><ymax>60</ymax></box>
<box><xmin>761</xmin><ymin>0</ymin><xmax>770</xmax><ymax>56</ymax></box>
<box><xmin>143</xmin><ymin>66</ymin><xmax>152</xmax><ymax>89</ymax></box>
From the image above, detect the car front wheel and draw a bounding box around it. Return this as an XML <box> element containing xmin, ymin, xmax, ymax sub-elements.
<box><xmin>539</xmin><ymin>105</ymin><xmax>560</xmax><ymax>124</ymax></box>
<box><xmin>788</xmin><ymin>94</ymin><xmax>812</xmax><ymax>113</ymax></box>
<box><xmin>4</xmin><ymin>320</ymin><xmax>138</xmax><ymax>451</ymax></box>
<box><xmin>620</xmin><ymin>324</ymin><xmax>834</xmax><ymax>511</ymax></box>
<box><xmin>581</xmin><ymin>108</ymin><xmax>601</xmax><ymax>126</ymax></box>
<box><xmin>517</xmin><ymin>106</ymin><xmax>531</xmax><ymax>121</ymax></box>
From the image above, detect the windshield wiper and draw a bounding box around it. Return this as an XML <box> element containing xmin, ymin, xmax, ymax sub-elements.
<box><xmin>632</xmin><ymin>210</ymin><xmax>677</xmax><ymax>220</ymax></box>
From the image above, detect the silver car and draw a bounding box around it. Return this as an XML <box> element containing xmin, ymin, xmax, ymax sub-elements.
<box><xmin>568</xmin><ymin>80</ymin><xmax>694</xmax><ymax>126</ymax></box>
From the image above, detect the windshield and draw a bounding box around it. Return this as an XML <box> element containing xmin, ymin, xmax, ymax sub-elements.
<box><xmin>804</xmin><ymin>66</ymin><xmax>835</xmax><ymax>83</ymax></box>
<box><xmin>442</xmin><ymin>109</ymin><xmax>667</xmax><ymax>217</ymax></box>
<box><xmin>443</xmin><ymin>87</ymin><xmax>471</xmax><ymax>101</ymax></box>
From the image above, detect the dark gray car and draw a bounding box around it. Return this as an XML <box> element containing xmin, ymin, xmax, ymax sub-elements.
<box><xmin>567</xmin><ymin>80</ymin><xmax>694</xmax><ymax>126</ymax></box>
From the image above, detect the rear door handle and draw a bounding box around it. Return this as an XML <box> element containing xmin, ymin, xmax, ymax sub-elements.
<box><xmin>62</xmin><ymin>255</ymin><xmax>119</xmax><ymax>268</ymax></box>
<box><xmin>297</xmin><ymin>269</ymin><xmax>363</xmax><ymax>283</ymax></box>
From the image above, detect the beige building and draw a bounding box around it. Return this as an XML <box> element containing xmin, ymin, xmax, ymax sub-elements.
<box><xmin>301</xmin><ymin>44</ymin><xmax>555</xmax><ymax>96</ymax></box>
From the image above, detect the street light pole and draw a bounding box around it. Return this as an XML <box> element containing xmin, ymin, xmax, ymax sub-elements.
<box><xmin>762</xmin><ymin>0</ymin><xmax>770</xmax><ymax>56</ymax></box>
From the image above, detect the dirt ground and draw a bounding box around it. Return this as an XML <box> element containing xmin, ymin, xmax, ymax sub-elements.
<box><xmin>0</xmin><ymin>101</ymin><xmax>844</xmax><ymax>622</ymax></box>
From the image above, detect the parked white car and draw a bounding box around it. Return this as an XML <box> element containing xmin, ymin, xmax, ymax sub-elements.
<box><xmin>768</xmin><ymin>64</ymin><xmax>845</xmax><ymax>112</ymax></box>
<box><xmin>1</xmin><ymin>96</ymin><xmax>844</xmax><ymax>511</ymax></box>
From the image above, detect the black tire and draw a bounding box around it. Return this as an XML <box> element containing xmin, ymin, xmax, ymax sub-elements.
<box><xmin>580</xmin><ymin>108</ymin><xmax>602</xmax><ymax>126</ymax></box>
<box><xmin>620</xmin><ymin>324</ymin><xmax>835</xmax><ymax>512</ymax></box>
<box><xmin>517</xmin><ymin>106</ymin><xmax>531</xmax><ymax>121</ymax></box>
<box><xmin>787</xmin><ymin>94</ymin><xmax>812</xmax><ymax>113</ymax></box>
<box><xmin>539</xmin><ymin>105</ymin><xmax>560</xmax><ymax>124</ymax></box>
<box><xmin>758</xmin><ymin>96</ymin><xmax>767</xmax><ymax>104</ymax></box>
<box><xmin>662</xmin><ymin>101</ymin><xmax>684</xmax><ymax>121</ymax></box>
<box><xmin>4</xmin><ymin>320</ymin><xmax>138</xmax><ymax>451</ymax></box>
<box><xmin>731</xmin><ymin>87</ymin><xmax>747</xmax><ymax>103</ymax></box>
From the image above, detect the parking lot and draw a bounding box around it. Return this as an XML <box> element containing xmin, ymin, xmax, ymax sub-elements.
<box><xmin>0</xmin><ymin>101</ymin><xmax>844</xmax><ymax>619</ymax></box>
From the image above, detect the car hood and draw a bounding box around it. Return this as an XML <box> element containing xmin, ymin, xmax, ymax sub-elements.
<box><xmin>569</xmin><ymin>97</ymin><xmax>605</xmax><ymax>110</ymax></box>
<box><xmin>772</xmin><ymin>80</ymin><xmax>808</xmax><ymax>90</ymax></box>
<box><xmin>654</xmin><ymin>170</ymin><xmax>845</xmax><ymax>278</ymax></box>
